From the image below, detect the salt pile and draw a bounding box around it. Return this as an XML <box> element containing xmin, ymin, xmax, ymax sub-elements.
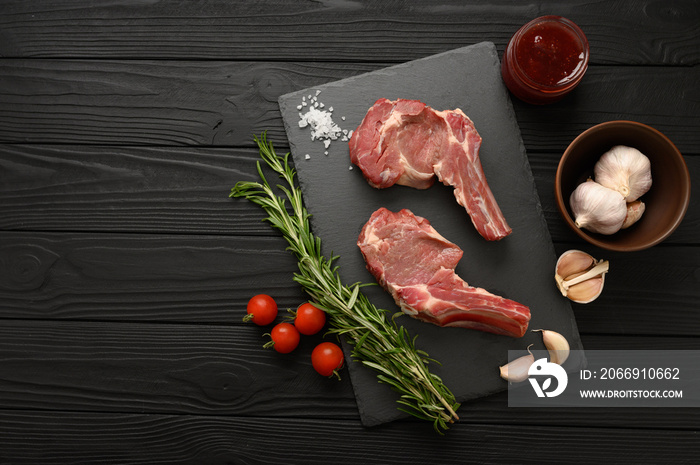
<box><xmin>297</xmin><ymin>90</ymin><xmax>353</xmax><ymax>159</ymax></box>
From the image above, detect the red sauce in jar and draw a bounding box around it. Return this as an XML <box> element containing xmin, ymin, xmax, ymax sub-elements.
<box><xmin>502</xmin><ymin>16</ymin><xmax>589</xmax><ymax>104</ymax></box>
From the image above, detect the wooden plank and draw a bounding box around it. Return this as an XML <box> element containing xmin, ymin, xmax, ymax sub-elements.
<box><xmin>0</xmin><ymin>232</ymin><xmax>698</xmax><ymax>334</ymax></box>
<box><xmin>1</xmin><ymin>0</ymin><xmax>698</xmax><ymax>65</ymax></box>
<box><xmin>0</xmin><ymin>145</ymin><xmax>269</xmax><ymax>234</ymax></box>
<box><xmin>1</xmin><ymin>145</ymin><xmax>697</xmax><ymax>244</ymax></box>
<box><xmin>0</xmin><ymin>410</ymin><xmax>697</xmax><ymax>464</ymax></box>
<box><xmin>0</xmin><ymin>61</ymin><xmax>698</xmax><ymax>150</ymax></box>
<box><xmin>0</xmin><ymin>319</ymin><xmax>698</xmax><ymax>428</ymax></box>
<box><xmin>563</xmin><ymin>243</ymin><xmax>700</xmax><ymax>336</ymax></box>
<box><xmin>511</xmin><ymin>65</ymin><xmax>700</xmax><ymax>156</ymax></box>
<box><xmin>0</xmin><ymin>2</ymin><xmax>695</xmax><ymax>461</ymax></box>
<box><xmin>0</xmin><ymin>232</ymin><xmax>307</xmax><ymax>322</ymax></box>
<box><xmin>0</xmin><ymin>60</ymin><xmax>377</xmax><ymax>146</ymax></box>
<box><xmin>0</xmin><ymin>319</ymin><xmax>357</xmax><ymax>418</ymax></box>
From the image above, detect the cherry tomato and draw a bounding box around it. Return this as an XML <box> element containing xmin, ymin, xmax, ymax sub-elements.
<box><xmin>293</xmin><ymin>302</ymin><xmax>326</xmax><ymax>335</ymax></box>
<box><xmin>244</xmin><ymin>294</ymin><xmax>278</xmax><ymax>326</ymax></box>
<box><xmin>264</xmin><ymin>322</ymin><xmax>300</xmax><ymax>354</ymax></box>
<box><xmin>311</xmin><ymin>342</ymin><xmax>344</xmax><ymax>378</ymax></box>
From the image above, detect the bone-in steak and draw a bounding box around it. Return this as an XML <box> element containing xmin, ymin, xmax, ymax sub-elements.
<box><xmin>349</xmin><ymin>98</ymin><xmax>511</xmax><ymax>241</ymax></box>
<box><xmin>358</xmin><ymin>207</ymin><xmax>530</xmax><ymax>337</ymax></box>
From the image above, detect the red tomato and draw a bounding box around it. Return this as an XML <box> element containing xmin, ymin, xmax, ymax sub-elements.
<box><xmin>311</xmin><ymin>342</ymin><xmax>344</xmax><ymax>378</ymax></box>
<box><xmin>244</xmin><ymin>294</ymin><xmax>278</xmax><ymax>326</ymax></box>
<box><xmin>265</xmin><ymin>322</ymin><xmax>300</xmax><ymax>354</ymax></box>
<box><xmin>294</xmin><ymin>302</ymin><xmax>326</xmax><ymax>335</ymax></box>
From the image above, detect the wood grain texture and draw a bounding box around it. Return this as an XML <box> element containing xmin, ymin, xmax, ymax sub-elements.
<box><xmin>0</xmin><ymin>145</ymin><xmax>270</xmax><ymax>233</ymax></box>
<box><xmin>0</xmin><ymin>319</ymin><xmax>357</xmax><ymax>418</ymax></box>
<box><xmin>0</xmin><ymin>61</ymin><xmax>698</xmax><ymax>150</ymax></box>
<box><xmin>0</xmin><ymin>232</ymin><xmax>698</xmax><ymax>335</ymax></box>
<box><xmin>1</xmin><ymin>145</ymin><xmax>697</xmax><ymax>244</ymax></box>
<box><xmin>0</xmin><ymin>1</ymin><xmax>699</xmax><ymax>461</ymax></box>
<box><xmin>1</xmin><ymin>0</ymin><xmax>698</xmax><ymax>65</ymax></box>
<box><xmin>0</xmin><ymin>319</ymin><xmax>698</xmax><ymax>428</ymax></box>
<box><xmin>0</xmin><ymin>60</ymin><xmax>378</xmax><ymax>146</ymax></box>
<box><xmin>0</xmin><ymin>232</ymin><xmax>307</xmax><ymax>322</ymax></box>
<box><xmin>560</xmin><ymin>244</ymin><xmax>700</xmax><ymax>335</ymax></box>
<box><xmin>0</xmin><ymin>411</ymin><xmax>698</xmax><ymax>465</ymax></box>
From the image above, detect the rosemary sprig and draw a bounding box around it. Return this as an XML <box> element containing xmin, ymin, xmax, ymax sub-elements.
<box><xmin>230</xmin><ymin>133</ymin><xmax>460</xmax><ymax>433</ymax></box>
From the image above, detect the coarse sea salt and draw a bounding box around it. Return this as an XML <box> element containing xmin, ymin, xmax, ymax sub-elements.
<box><xmin>298</xmin><ymin>106</ymin><xmax>342</xmax><ymax>142</ymax></box>
<box><xmin>297</xmin><ymin>90</ymin><xmax>353</xmax><ymax>159</ymax></box>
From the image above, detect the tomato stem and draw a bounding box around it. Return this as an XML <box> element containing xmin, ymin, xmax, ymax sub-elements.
<box><xmin>262</xmin><ymin>333</ymin><xmax>274</xmax><ymax>350</ymax></box>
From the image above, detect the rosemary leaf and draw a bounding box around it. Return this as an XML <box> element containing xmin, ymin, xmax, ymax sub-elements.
<box><xmin>230</xmin><ymin>133</ymin><xmax>460</xmax><ymax>433</ymax></box>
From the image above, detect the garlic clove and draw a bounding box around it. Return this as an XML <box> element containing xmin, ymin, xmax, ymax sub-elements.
<box><xmin>570</xmin><ymin>180</ymin><xmax>627</xmax><ymax>235</ymax></box>
<box><xmin>621</xmin><ymin>200</ymin><xmax>645</xmax><ymax>229</ymax></box>
<box><xmin>567</xmin><ymin>275</ymin><xmax>605</xmax><ymax>304</ymax></box>
<box><xmin>499</xmin><ymin>351</ymin><xmax>534</xmax><ymax>383</ymax></box>
<box><xmin>594</xmin><ymin>145</ymin><xmax>652</xmax><ymax>202</ymax></box>
<box><xmin>555</xmin><ymin>249</ymin><xmax>609</xmax><ymax>303</ymax></box>
<box><xmin>534</xmin><ymin>329</ymin><xmax>570</xmax><ymax>365</ymax></box>
<box><xmin>555</xmin><ymin>249</ymin><xmax>594</xmax><ymax>282</ymax></box>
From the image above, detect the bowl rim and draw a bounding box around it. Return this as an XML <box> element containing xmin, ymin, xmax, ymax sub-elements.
<box><xmin>555</xmin><ymin>120</ymin><xmax>691</xmax><ymax>252</ymax></box>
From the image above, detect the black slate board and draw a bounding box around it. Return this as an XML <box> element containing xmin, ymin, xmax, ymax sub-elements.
<box><xmin>278</xmin><ymin>42</ymin><xmax>583</xmax><ymax>427</ymax></box>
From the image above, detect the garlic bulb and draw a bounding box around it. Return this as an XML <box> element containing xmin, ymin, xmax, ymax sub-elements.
<box><xmin>594</xmin><ymin>145</ymin><xmax>652</xmax><ymax>202</ymax></box>
<box><xmin>621</xmin><ymin>200</ymin><xmax>645</xmax><ymax>229</ymax></box>
<box><xmin>555</xmin><ymin>249</ymin><xmax>609</xmax><ymax>304</ymax></box>
<box><xmin>570</xmin><ymin>180</ymin><xmax>627</xmax><ymax>235</ymax></box>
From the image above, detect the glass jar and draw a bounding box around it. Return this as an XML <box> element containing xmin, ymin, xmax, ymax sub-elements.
<box><xmin>501</xmin><ymin>16</ymin><xmax>589</xmax><ymax>105</ymax></box>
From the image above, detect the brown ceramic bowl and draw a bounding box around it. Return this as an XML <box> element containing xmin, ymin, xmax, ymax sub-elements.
<box><xmin>555</xmin><ymin>121</ymin><xmax>691</xmax><ymax>252</ymax></box>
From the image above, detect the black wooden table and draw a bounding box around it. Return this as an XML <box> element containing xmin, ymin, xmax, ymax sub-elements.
<box><xmin>1</xmin><ymin>2</ymin><xmax>698</xmax><ymax>463</ymax></box>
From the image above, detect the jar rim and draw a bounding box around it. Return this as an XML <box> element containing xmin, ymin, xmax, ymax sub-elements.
<box><xmin>508</xmin><ymin>15</ymin><xmax>590</xmax><ymax>92</ymax></box>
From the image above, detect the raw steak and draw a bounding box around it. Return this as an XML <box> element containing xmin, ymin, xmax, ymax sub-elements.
<box><xmin>349</xmin><ymin>98</ymin><xmax>512</xmax><ymax>241</ymax></box>
<box><xmin>358</xmin><ymin>208</ymin><xmax>530</xmax><ymax>337</ymax></box>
